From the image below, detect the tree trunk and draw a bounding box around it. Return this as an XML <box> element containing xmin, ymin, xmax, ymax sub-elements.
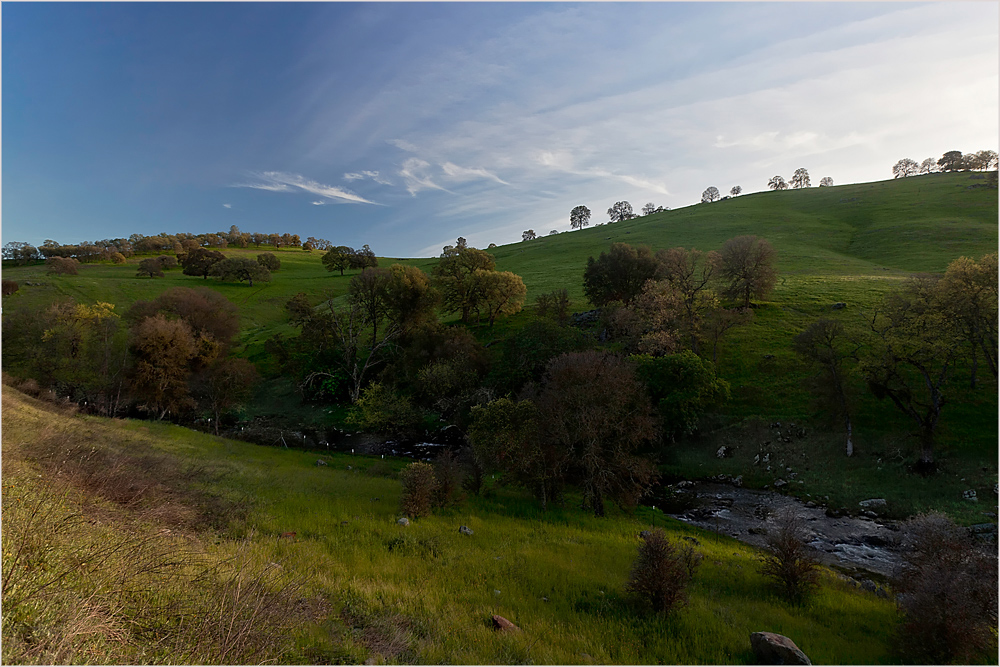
<box><xmin>844</xmin><ymin>414</ymin><xmax>853</xmax><ymax>457</ymax></box>
<box><xmin>916</xmin><ymin>428</ymin><xmax>936</xmax><ymax>474</ymax></box>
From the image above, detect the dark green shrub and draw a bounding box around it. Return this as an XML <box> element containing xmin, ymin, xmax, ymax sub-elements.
<box><xmin>257</xmin><ymin>252</ymin><xmax>280</xmax><ymax>271</ymax></box>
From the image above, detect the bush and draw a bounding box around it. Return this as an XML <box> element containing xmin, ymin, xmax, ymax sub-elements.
<box><xmin>136</xmin><ymin>258</ymin><xmax>165</xmax><ymax>278</ymax></box>
<box><xmin>758</xmin><ymin>510</ymin><xmax>820</xmax><ymax>604</ymax></box>
<box><xmin>625</xmin><ymin>528</ymin><xmax>700</xmax><ymax>614</ymax></box>
<box><xmin>892</xmin><ymin>513</ymin><xmax>998</xmax><ymax>664</ymax></box>
<box><xmin>431</xmin><ymin>448</ymin><xmax>465</xmax><ymax>507</ymax></box>
<box><xmin>2</xmin><ymin>279</ymin><xmax>19</xmax><ymax>296</ymax></box>
<box><xmin>535</xmin><ymin>288</ymin><xmax>570</xmax><ymax>325</ymax></box>
<box><xmin>399</xmin><ymin>462</ymin><xmax>437</xmax><ymax>518</ymax></box>
<box><xmin>156</xmin><ymin>255</ymin><xmax>178</xmax><ymax>270</ymax></box>
<box><xmin>109</xmin><ymin>252</ymin><xmax>127</xmax><ymax>264</ymax></box>
<box><xmin>257</xmin><ymin>252</ymin><xmax>281</xmax><ymax>271</ymax></box>
<box><xmin>45</xmin><ymin>257</ymin><xmax>79</xmax><ymax>275</ymax></box>
<box><xmin>347</xmin><ymin>382</ymin><xmax>423</xmax><ymax>439</ymax></box>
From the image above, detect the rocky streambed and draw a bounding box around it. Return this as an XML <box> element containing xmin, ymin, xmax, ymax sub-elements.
<box><xmin>652</xmin><ymin>481</ymin><xmax>905</xmax><ymax>580</ymax></box>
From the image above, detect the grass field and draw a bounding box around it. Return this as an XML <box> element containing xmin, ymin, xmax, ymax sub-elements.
<box><xmin>2</xmin><ymin>386</ymin><xmax>903</xmax><ymax>664</ymax></box>
<box><xmin>3</xmin><ymin>172</ymin><xmax>996</xmax><ymax>523</ymax></box>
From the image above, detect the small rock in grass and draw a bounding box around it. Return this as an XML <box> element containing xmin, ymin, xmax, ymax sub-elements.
<box><xmin>397</xmin><ymin>517</ymin><xmax>410</xmax><ymax>526</ymax></box>
<box><xmin>459</xmin><ymin>525</ymin><xmax>474</xmax><ymax>535</ymax></box>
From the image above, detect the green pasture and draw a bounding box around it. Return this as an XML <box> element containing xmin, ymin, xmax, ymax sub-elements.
<box><xmin>3</xmin><ymin>388</ymin><xmax>900</xmax><ymax>664</ymax></box>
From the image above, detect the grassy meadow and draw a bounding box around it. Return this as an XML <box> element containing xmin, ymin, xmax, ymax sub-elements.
<box><xmin>2</xmin><ymin>171</ymin><xmax>997</xmax><ymax>521</ymax></box>
<box><xmin>2</xmin><ymin>387</ymin><xmax>901</xmax><ymax>664</ymax></box>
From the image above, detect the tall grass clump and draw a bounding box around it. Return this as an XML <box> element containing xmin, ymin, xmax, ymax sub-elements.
<box><xmin>759</xmin><ymin>510</ymin><xmax>820</xmax><ymax>604</ymax></box>
<box><xmin>624</xmin><ymin>528</ymin><xmax>701</xmax><ymax>614</ymax></box>
<box><xmin>892</xmin><ymin>512</ymin><xmax>998</xmax><ymax>664</ymax></box>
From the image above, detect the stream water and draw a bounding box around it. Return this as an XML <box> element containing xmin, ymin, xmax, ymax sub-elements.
<box><xmin>651</xmin><ymin>481</ymin><xmax>902</xmax><ymax>579</ymax></box>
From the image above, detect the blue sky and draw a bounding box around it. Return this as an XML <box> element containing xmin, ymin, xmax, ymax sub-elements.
<box><xmin>4</xmin><ymin>2</ymin><xmax>997</xmax><ymax>258</ymax></box>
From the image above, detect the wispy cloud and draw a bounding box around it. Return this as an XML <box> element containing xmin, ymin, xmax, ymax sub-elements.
<box><xmin>344</xmin><ymin>170</ymin><xmax>393</xmax><ymax>185</ymax></box>
<box><xmin>441</xmin><ymin>162</ymin><xmax>509</xmax><ymax>185</ymax></box>
<box><xmin>235</xmin><ymin>171</ymin><xmax>376</xmax><ymax>204</ymax></box>
<box><xmin>399</xmin><ymin>158</ymin><xmax>453</xmax><ymax>196</ymax></box>
<box><xmin>223</xmin><ymin>203</ymin><xmax>232</xmax><ymax>208</ymax></box>
<box><xmin>311</xmin><ymin>200</ymin><xmax>326</xmax><ymax>206</ymax></box>
<box><xmin>388</xmin><ymin>138</ymin><xmax>419</xmax><ymax>153</ymax></box>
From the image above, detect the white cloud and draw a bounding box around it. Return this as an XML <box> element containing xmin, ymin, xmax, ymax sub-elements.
<box><xmin>344</xmin><ymin>170</ymin><xmax>393</xmax><ymax>185</ymax></box>
<box><xmin>311</xmin><ymin>200</ymin><xmax>326</xmax><ymax>206</ymax></box>
<box><xmin>399</xmin><ymin>158</ymin><xmax>453</xmax><ymax>196</ymax></box>
<box><xmin>223</xmin><ymin>203</ymin><xmax>232</xmax><ymax>208</ymax></box>
<box><xmin>235</xmin><ymin>171</ymin><xmax>376</xmax><ymax>204</ymax></box>
<box><xmin>388</xmin><ymin>138</ymin><xmax>419</xmax><ymax>153</ymax></box>
<box><xmin>440</xmin><ymin>162</ymin><xmax>509</xmax><ymax>185</ymax></box>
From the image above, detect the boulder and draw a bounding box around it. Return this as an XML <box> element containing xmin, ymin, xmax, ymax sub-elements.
<box><xmin>858</xmin><ymin>498</ymin><xmax>887</xmax><ymax>510</ymax></box>
<box><xmin>397</xmin><ymin>517</ymin><xmax>410</xmax><ymax>526</ymax></box>
<box><xmin>491</xmin><ymin>614</ymin><xmax>521</xmax><ymax>633</ymax></box>
<box><xmin>832</xmin><ymin>302</ymin><xmax>847</xmax><ymax>310</ymax></box>
<box><xmin>773</xmin><ymin>479</ymin><xmax>788</xmax><ymax>489</ymax></box>
<box><xmin>717</xmin><ymin>446</ymin><xmax>729</xmax><ymax>459</ymax></box>
<box><xmin>750</xmin><ymin>631</ymin><xmax>811</xmax><ymax>665</ymax></box>
<box><xmin>459</xmin><ymin>525</ymin><xmax>474</xmax><ymax>536</ymax></box>
<box><xmin>316</xmin><ymin>459</ymin><xmax>328</xmax><ymax>466</ymax></box>
<box><xmin>963</xmin><ymin>489</ymin><xmax>978</xmax><ymax>502</ymax></box>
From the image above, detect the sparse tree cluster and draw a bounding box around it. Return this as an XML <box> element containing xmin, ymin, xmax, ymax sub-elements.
<box><xmin>321</xmin><ymin>244</ymin><xmax>378</xmax><ymax>276</ymax></box>
<box><xmin>894</xmin><ymin>150</ymin><xmax>998</xmax><ymax>176</ymax></box>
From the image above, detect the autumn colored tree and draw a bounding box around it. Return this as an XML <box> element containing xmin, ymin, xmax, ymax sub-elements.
<box><xmin>472</xmin><ymin>269</ymin><xmax>527</xmax><ymax>326</ymax></box>
<box><xmin>45</xmin><ymin>257</ymin><xmax>80</xmax><ymax>275</ymax></box>
<box><xmin>129</xmin><ymin>314</ymin><xmax>200</xmax><ymax>419</ymax></box>
<box><xmin>126</xmin><ymin>287</ymin><xmax>240</xmax><ymax>356</ymax></box>
<box><xmin>719</xmin><ymin>235</ymin><xmax>777</xmax><ymax>309</ymax></box>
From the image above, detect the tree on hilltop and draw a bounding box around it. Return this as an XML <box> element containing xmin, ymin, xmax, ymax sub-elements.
<box><xmin>919</xmin><ymin>158</ymin><xmax>939</xmax><ymax>174</ymax></box>
<box><xmin>893</xmin><ymin>158</ymin><xmax>920</xmax><ymax>178</ymax></box>
<box><xmin>768</xmin><ymin>175</ymin><xmax>788</xmax><ymax>191</ymax></box>
<box><xmin>701</xmin><ymin>187</ymin><xmax>720</xmax><ymax>203</ymax></box>
<box><xmin>819</xmin><ymin>177</ymin><xmax>833</xmax><ymax>187</ymax></box>
<box><xmin>730</xmin><ymin>186</ymin><xmax>742</xmax><ymax>197</ymax></box>
<box><xmin>937</xmin><ymin>151</ymin><xmax>966</xmax><ymax>172</ymax></box>
<box><xmin>791</xmin><ymin>168</ymin><xmax>811</xmax><ymax>188</ymax></box>
<box><xmin>322</xmin><ymin>246</ymin><xmax>355</xmax><ymax>275</ymax></box>
<box><xmin>607</xmin><ymin>201</ymin><xmax>635</xmax><ymax>223</ymax></box>
<box><xmin>522</xmin><ymin>230</ymin><xmax>537</xmax><ymax>241</ymax></box>
<box><xmin>570</xmin><ymin>205</ymin><xmax>592</xmax><ymax>230</ymax></box>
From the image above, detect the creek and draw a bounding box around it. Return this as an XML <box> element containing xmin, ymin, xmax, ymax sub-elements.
<box><xmin>649</xmin><ymin>481</ymin><xmax>902</xmax><ymax>580</ymax></box>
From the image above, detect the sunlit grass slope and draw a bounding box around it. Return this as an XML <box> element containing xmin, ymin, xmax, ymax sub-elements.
<box><xmin>2</xmin><ymin>386</ymin><xmax>899</xmax><ymax>664</ymax></box>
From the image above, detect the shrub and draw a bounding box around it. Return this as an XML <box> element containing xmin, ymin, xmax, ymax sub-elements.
<box><xmin>758</xmin><ymin>510</ymin><xmax>820</xmax><ymax>604</ymax></box>
<box><xmin>136</xmin><ymin>258</ymin><xmax>165</xmax><ymax>278</ymax></box>
<box><xmin>535</xmin><ymin>288</ymin><xmax>570</xmax><ymax>325</ymax></box>
<box><xmin>431</xmin><ymin>448</ymin><xmax>465</xmax><ymax>507</ymax></box>
<box><xmin>257</xmin><ymin>252</ymin><xmax>281</xmax><ymax>271</ymax></box>
<box><xmin>399</xmin><ymin>462</ymin><xmax>437</xmax><ymax>518</ymax></box>
<box><xmin>347</xmin><ymin>382</ymin><xmax>423</xmax><ymax>440</ymax></box>
<box><xmin>892</xmin><ymin>513</ymin><xmax>999</xmax><ymax>664</ymax></box>
<box><xmin>109</xmin><ymin>251</ymin><xmax>127</xmax><ymax>264</ymax></box>
<box><xmin>45</xmin><ymin>257</ymin><xmax>79</xmax><ymax>275</ymax></box>
<box><xmin>625</xmin><ymin>528</ymin><xmax>700</xmax><ymax>614</ymax></box>
<box><xmin>2</xmin><ymin>279</ymin><xmax>19</xmax><ymax>296</ymax></box>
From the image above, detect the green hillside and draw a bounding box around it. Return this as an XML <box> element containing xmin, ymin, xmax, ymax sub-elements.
<box><xmin>3</xmin><ymin>386</ymin><xmax>900</xmax><ymax>664</ymax></box>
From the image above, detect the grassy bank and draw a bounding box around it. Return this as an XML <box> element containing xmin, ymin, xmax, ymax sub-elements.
<box><xmin>2</xmin><ymin>386</ymin><xmax>902</xmax><ymax>664</ymax></box>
